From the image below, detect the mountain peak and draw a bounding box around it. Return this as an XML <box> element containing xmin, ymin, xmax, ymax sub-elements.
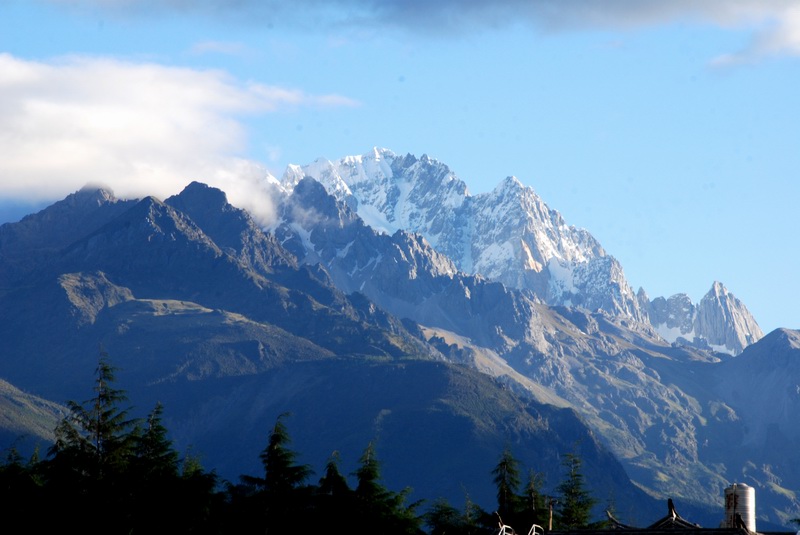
<box><xmin>78</xmin><ymin>181</ymin><xmax>115</xmax><ymax>197</ymax></box>
<box><xmin>165</xmin><ymin>181</ymin><xmax>298</xmax><ymax>274</ymax></box>
<box><xmin>495</xmin><ymin>176</ymin><xmax>531</xmax><ymax>201</ymax></box>
<box><xmin>370</xmin><ymin>146</ymin><xmax>395</xmax><ymax>160</ymax></box>
<box><xmin>174</xmin><ymin>181</ymin><xmax>230</xmax><ymax>210</ymax></box>
<box><xmin>699</xmin><ymin>282</ymin><xmax>763</xmax><ymax>354</ymax></box>
<box><xmin>496</xmin><ymin>175</ymin><xmax>523</xmax><ymax>192</ymax></box>
<box><xmin>701</xmin><ymin>281</ymin><xmax>736</xmax><ymax>306</ymax></box>
<box><xmin>761</xmin><ymin>327</ymin><xmax>800</xmax><ymax>350</ymax></box>
<box><xmin>647</xmin><ymin>281</ymin><xmax>762</xmax><ymax>355</ymax></box>
<box><xmin>0</xmin><ymin>183</ymin><xmax>135</xmax><ymax>276</ymax></box>
<box><xmin>713</xmin><ymin>327</ymin><xmax>800</xmax><ymax>453</ymax></box>
<box><xmin>68</xmin><ymin>183</ymin><xmax>119</xmax><ymax>208</ymax></box>
<box><xmin>708</xmin><ymin>280</ymin><xmax>727</xmax><ymax>296</ymax></box>
<box><xmin>166</xmin><ymin>182</ymin><xmax>240</xmax><ymax>230</ymax></box>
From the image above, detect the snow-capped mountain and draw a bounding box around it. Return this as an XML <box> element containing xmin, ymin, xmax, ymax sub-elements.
<box><xmin>280</xmin><ymin>148</ymin><xmax>644</xmax><ymax>321</ymax></box>
<box><xmin>274</xmin><ymin>147</ymin><xmax>762</xmax><ymax>354</ymax></box>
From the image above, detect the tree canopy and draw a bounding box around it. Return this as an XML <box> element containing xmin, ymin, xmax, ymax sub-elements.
<box><xmin>555</xmin><ymin>451</ymin><xmax>597</xmax><ymax>530</ymax></box>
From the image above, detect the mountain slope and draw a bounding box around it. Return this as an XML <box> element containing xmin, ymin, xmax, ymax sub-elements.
<box><xmin>151</xmin><ymin>357</ymin><xmax>667</xmax><ymax>523</ymax></box>
<box><xmin>710</xmin><ymin>329</ymin><xmax>800</xmax><ymax>521</ymax></box>
<box><xmin>0</xmin><ymin>379</ymin><xmax>66</xmax><ymax>457</ymax></box>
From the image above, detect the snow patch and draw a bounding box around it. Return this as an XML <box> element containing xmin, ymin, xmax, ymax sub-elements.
<box><xmin>709</xmin><ymin>343</ymin><xmax>735</xmax><ymax>356</ymax></box>
<box><xmin>548</xmin><ymin>258</ymin><xmax>577</xmax><ymax>295</ymax></box>
<box><xmin>336</xmin><ymin>240</ymin><xmax>354</xmax><ymax>258</ymax></box>
<box><xmin>357</xmin><ymin>204</ymin><xmax>395</xmax><ymax>235</ymax></box>
<box><xmin>289</xmin><ymin>222</ymin><xmax>314</xmax><ymax>256</ymax></box>
<box><xmin>348</xmin><ymin>254</ymin><xmax>381</xmax><ymax>277</ymax></box>
<box><xmin>654</xmin><ymin>322</ymin><xmax>693</xmax><ymax>344</ymax></box>
<box><xmin>476</xmin><ymin>241</ymin><xmax>514</xmax><ymax>278</ymax></box>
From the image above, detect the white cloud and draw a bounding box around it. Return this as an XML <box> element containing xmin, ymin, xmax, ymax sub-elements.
<box><xmin>0</xmin><ymin>53</ymin><xmax>358</xmax><ymax>224</ymax></box>
<box><xmin>695</xmin><ymin>2</ymin><xmax>800</xmax><ymax>64</ymax></box>
<box><xmin>737</xmin><ymin>4</ymin><xmax>800</xmax><ymax>60</ymax></box>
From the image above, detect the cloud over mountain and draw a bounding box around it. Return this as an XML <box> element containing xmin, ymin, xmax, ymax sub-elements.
<box><xmin>0</xmin><ymin>53</ymin><xmax>356</xmax><ymax>224</ymax></box>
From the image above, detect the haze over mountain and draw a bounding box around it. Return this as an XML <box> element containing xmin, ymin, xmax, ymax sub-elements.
<box><xmin>0</xmin><ymin>150</ymin><xmax>796</xmax><ymax>528</ymax></box>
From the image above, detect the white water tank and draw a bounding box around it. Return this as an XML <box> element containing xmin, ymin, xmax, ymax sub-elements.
<box><xmin>724</xmin><ymin>483</ymin><xmax>756</xmax><ymax>533</ymax></box>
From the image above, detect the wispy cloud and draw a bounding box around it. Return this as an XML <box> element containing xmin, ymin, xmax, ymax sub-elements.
<box><xmin>709</xmin><ymin>4</ymin><xmax>800</xmax><ymax>64</ymax></box>
<box><xmin>189</xmin><ymin>40</ymin><xmax>250</xmax><ymax>57</ymax></box>
<box><xmin>0</xmin><ymin>53</ymin><xmax>358</xmax><ymax>224</ymax></box>
<box><xmin>46</xmin><ymin>0</ymin><xmax>800</xmax><ymax>61</ymax></box>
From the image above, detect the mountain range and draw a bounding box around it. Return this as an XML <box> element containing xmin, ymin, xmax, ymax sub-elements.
<box><xmin>277</xmin><ymin>148</ymin><xmax>763</xmax><ymax>357</ymax></box>
<box><xmin>0</xmin><ymin>148</ymin><xmax>795</xmax><ymax>529</ymax></box>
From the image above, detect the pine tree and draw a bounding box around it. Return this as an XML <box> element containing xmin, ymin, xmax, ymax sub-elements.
<box><xmin>175</xmin><ymin>450</ymin><xmax>223</xmax><ymax>534</ymax></box>
<box><xmin>353</xmin><ymin>441</ymin><xmax>424</xmax><ymax>535</ymax></box>
<box><xmin>555</xmin><ymin>452</ymin><xmax>597</xmax><ymax>529</ymax></box>
<box><xmin>135</xmin><ymin>402</ymin><xmax>180</xmax><ymax>479</ymax></box>
<box><xmin>310</xmin><ymin>451</ymin><xmax>353</xmax><ymax>532</ymax></box>
<box><xmin>424</xmin><ymin>498</ymin><xmax>464</xmax><ymax>535</ymax></box>
<box><xmin>492</xmin><ymin>445</ymin><xmax>522</xmax><ymax>522</ymax></box>
<box><xmin>317</xmin><ymin>450</ymin><xmax>351</xmax><ymax>498</ymax></box>
<box><xmin>49</xmin><ymin>353</ymin><xmax>139</xmax><ymax>476</ymax></box>
<box><xmin>40</xmin><ymin>352</ymin><xmax>222</xmax><ymax>534</ymax></box>
<box><xmin>354</xmin><ymin>441</ymin><xmax>384</xmax><ymax>503</ymax></box>
<box><xmin>128</xmin><ymin>402</ymin><xmax>184</xmax><ymax>534</ymax></box>
<box><xmin>256</xmin><ymin>412</ymin><xmax>314</xmax><ymax>534</ymax></box>
<box><xmin>44</xmin><ymin>354</ymin><xmax>141</xmax><ymax>530</ymax></box>
<box><xmin>517</xmin><ymin>469</ymin><xmax>549</xmax><ymax>531</ymax></box>
<box><xmin>261</xmin><ymin>412</ymin><xmax>312</xmax><ymax>496</ymax></box>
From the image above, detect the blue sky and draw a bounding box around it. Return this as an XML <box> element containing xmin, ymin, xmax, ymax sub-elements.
<box><xmin>1</xmin><ymin>1</ymin><xmax>798</xmax><ymax>334</ymax></box>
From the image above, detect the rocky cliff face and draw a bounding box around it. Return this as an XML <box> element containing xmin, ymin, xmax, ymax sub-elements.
<box><xmin>646</xmin><ymin>282</ymin><xmax>763</xmax><ymax>355</ymax></box>
<box><xmin>697</xmin><ymin>281</ymin><xmax>764</xmax><ymax>354</ymax></box>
